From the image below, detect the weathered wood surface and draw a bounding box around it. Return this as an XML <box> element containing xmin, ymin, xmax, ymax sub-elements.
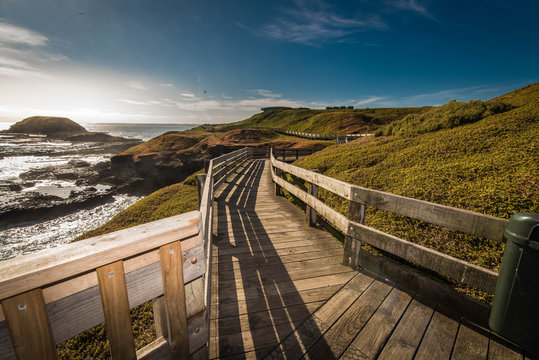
<box><xmin>0</xmin><ymin>211</ymin><xmax>200</xmax><ymax>301</ymax></box>
<box><xmin>209</xmin><ymin>160</ymin><xmax>355</xmax><ymax>359</ymax></box>
<box><xmin>271</xmin><ymin>156</ymin><xmax>508</xmax><ymax>242</ymax></box>
<box><xmin>209</xmin><ymin>159</ymin><xmax>525</xmax><ymax>359</ymax></box>
<box><xmin>1</xmin><ymin>289</ymin><xmax>56</xmax><ymax>360</ymax></box>
<box><xmin>96</xmin><ymin>261</ymin><xmax>136</xmax><ymax>360</ymax></box>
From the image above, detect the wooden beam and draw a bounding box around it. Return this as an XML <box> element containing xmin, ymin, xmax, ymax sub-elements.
<box><xmin>306</xmin><ymin>170</ymin><xmax>319</xmax><ymax>227</ymax></box>
<box><xmin>271</xmin><ymin>155</ymin><xmax>507</xmax><ymax>242</ymax></box>
<box><xmin>358</xmin><ymin>250</ymin><xmax>491</xmax><ymax>327</ymax></box>
<box><xmin>96</xmin><ymin>261</ymin><xmax>136</xmax><ymax>360</ymax></box>
<box><xmin>343</xmin><ymin>200</ymin><xmax>365</xmax><ymax>269</ymax></box>
<box><xmin>0</xmin><ymin>211</ymin><xmax>200</xmax><ymax>300</ymax></box>
<box><xmin>350</xmin><ymin>186</ymin><xmax>507</xmax><ymax>242</ymax></box>
<box><xmin>152</xmin><ymin>296</ymin><xmax>169</xmax><ymax>340</ymax></box>
<box><xmin>348</xmin><ymin>221</ymin><xmax>498</xmax><ymax>293</ymax></box>
<box><xmin>271</xmin><ymin>156</ymin><xmax>351</xmax><ymax>200</ymax></box>
<box><xmin>272</xmin><ymin>174</ymin><xmax>349</xmax><ymax>233</ymax></box>
<box><xmin>160</xmin><ymin>241</ymin><xmax>189</xmax><ymax>359</ymax></box>
<box><xmin>1</xmin><ymin>289</ymin><xmax>56</xmax><ymax>360</ymax></box>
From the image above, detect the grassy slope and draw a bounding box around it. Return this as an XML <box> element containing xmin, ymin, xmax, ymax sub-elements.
<box><xmin>118</xmin><ymin>128</ymin><xmax>333</xmax><ymax>160</ymax></box>
<box><xmin>293</xmin><ymin>84</ymin><xmax>538</xmax><ymax>299</ymax></box>
<box><xmin>215</xmin><ymin>107</ymin><xmax>431</xmax><ymax>134</ymax></box>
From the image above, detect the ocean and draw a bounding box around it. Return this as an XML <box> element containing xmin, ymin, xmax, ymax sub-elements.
<box><xmin>0</xmin><ymin>122</ymin><xmax>197</xmax><ymax>261</ymax></box>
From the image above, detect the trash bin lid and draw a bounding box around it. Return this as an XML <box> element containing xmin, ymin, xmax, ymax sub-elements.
<box><xmin>504</xmin><ymin>213</ymin><xmax>539</xmax><ymax>247</ymax></box>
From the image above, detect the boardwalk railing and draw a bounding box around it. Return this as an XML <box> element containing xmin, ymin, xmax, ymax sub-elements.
<box><xmin>270</xmin><ymin>128</ymin><xmax>372</xmax><ymax>142</ymax></box>
<box><xmin>270</xmin><ymin>149</ymin><xmax>508</xmax><ymax>296</ymax></box>
<box><xmin>0</xmin><ymin>147</ymin><xmax>250</xmax><ymax>360</ymax></box>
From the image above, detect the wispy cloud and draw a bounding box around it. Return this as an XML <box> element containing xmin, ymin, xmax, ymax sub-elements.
<box><xmin>385</xmin><ymin>0</ymin><xmax>434</xmax><ymax>19</ymax></box>
<box><xmin>0</xmin><ymin>21</ymin><xmax>48</xmax><ymax>46</ymax></box>
<box><xmin>355</xmin><ymin>96</ymin><xmax>386</xmax><ymax>106</ymax></box>
<box><xmin>125</xmin><ymin>81</ymin><xmax>146</xmax><ymax>90</ymax></box>
<box><xmin>245</xmin><ymin>0</ymin><xmax>386</xmax><ymax>46</ymax></box>
<box><xmin>0</xmin><ymin>21</ymin><xmax>67</xmax><ymax>79</ymax></box>
<box><xmin>249</xmin><ymin>89</ymin><xmax>282</xmax><ymax>98</ymax></box>
<box><xmin>179</xmin><ymin>92</ymin><xmax>196</xmax><ymax>99</ymax></box>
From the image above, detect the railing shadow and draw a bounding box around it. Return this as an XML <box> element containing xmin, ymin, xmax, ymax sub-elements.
<box><xmin>213</xmin><ymin>159</ymin><xmax>336</xmax><ymax>359</ymax></box>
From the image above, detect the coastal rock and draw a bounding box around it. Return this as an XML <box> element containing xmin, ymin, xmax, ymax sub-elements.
<box><xmin>0</xmin><ymin>190</ymin><xmax>115</xmax><ymax>227</ymax></box>
<box><xmin>5</xmin><ymin>116</ymin><xmax>87</xmax><ymax>136</ymax></box>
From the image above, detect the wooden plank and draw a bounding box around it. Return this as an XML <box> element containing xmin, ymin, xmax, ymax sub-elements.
<box><xmin>47</xmin><ymin>283</ymin><xmax>103</xmax><ymax>344</ymax></box>
<box><xmin>350</xmin><ymin>185</ymin><xmax>507</xmax><ymax>242</ymax></box>
<box><xmin>210</xmin><ymin>284</ymin><xmax>341</xmax><ymax>320</ymax></box>
<box><xmin>152</xmin><ymin>296</ymin><xmax>168</xmax><ymax>340</ymax></box>
<box><xmin>210</xmin><ymin>302</ymin><xmax>322</xmax><ymax>337</ymax></box>
<box><xmin>214</xmin><ymin>238</ymin><xmax>342</xmax><ymax>257</ymax></box>
<box><xmin>263</xmin><ymin>273</ymin><xmax>374</xmax><ymax>359</ymax></box>
<box><xmin>213</xmin><ymin>255</ymin><xmax>342</xmax><ymax>280</ymax></box>
<box><xmin>343</xmin><ymin>200</ymin><xmax>365</xmax><ymax>269</ymax></box>
<box><xmin>306</xmin><ymin>170</ymin><xmax>319</xmax><ymax>226</ymax></box>
<box><xmin>415</xmin><ymin>310</ymin><xmax>460</xmax><ymax>360</ymax></box>
<box><xmin>340</xmin><ymin>287</ymin><xmax>412</xmax><ymax>360</ymax></box>
<box><xmin>160</xmin><ymin>241</ymin><xmax>189</xmax><ymax>359</ymax></box>
<box><xmin>96</xmin><ymin>261</ymin><xmax>136</xmax><ymax>360</ymax></box>
<box><xmin>215</xmin><ymin>265</ymin><xmax>352</xmax><ymax>296</ymax></box>
<box><xmin>213</xmin><ymin>248</ymin><xmax>344</xmax><ymax>273</ymax></box>
<box><xmin>1</xmin><ymin>289</ymin><xmax>56</xmax><ymax>360</ymax></box>
<box><xmin>358</xmin><ymin>250</ymin><xmax>491</xmax><ymax>328</ymax></box>
<box><xmin>213</xmin><ymin>272</ymin><xmax>355</xmax><ymax>304</ymax></box>
<box><xmin>214</xmin><ymin>260</ymin><xmax>346</xmax><ymax>286</ymax></box>
<box><xmin>0</xmin><ymin>210</ymin><xmax>200</xmax><ymax>300</ymax></box>
<box><xmin>273</xmin><ymin>174</ymin><xmax>349</xmax><ymax>233</ymax></box>
<box><xmin>451</xmin><ymin>321</ymin><xmax>489</xmax><ymax>360</ymax></box>
<box><xmin>271</xmin><ymin>156</ymin><xmax>351</xmax><ymax>202</ymax></box>
<box><xmin>306</xmin><ymin>280</ymin><xmax>392</xmax><ymax>360</ymax></box>
<box><xmin>349</xmin><ymin>221</ymin><xmax>498</xmax><ymax>294</ymax></box>
<box><xmin>488</xmin><ymin>334</ymin><xmax>524</xmax><ymax>360</ymax></box>
<box><xmin>377</xmin><ymin>298</ymin><xmax>435</xmax><ymax>360</ymax></box>
<box><xmin>214</xmin><ymin>243</ymin><xmax>343</xmax><ymax>264</ymax></box>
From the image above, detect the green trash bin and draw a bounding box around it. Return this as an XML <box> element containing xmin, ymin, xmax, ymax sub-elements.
<box><xmin>489</xmin><ymin>213</ymin><xmax>539</xmax><ymax>355</ymax></box>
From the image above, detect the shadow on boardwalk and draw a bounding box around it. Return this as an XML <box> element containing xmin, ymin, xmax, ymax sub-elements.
<box><xmin>211</xmin><ymin>160</ymin><xmax>339</xmax><ymax>359</ymax></box>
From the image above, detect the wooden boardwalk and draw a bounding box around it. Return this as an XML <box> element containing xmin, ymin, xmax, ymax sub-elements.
<box><xmin>209</xmin><ymin>160</ymin><xmax>526</xmax><ymax>359</ymax></box>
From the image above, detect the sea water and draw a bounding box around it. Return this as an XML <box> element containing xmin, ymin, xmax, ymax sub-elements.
<box><xmin>0</xmin><ymin>122</ymin><xmax>197</xmax><ymax>261</ymax></box>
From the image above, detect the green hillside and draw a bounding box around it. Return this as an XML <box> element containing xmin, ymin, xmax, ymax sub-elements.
<box><xmin>215</xmin><ymin>106</ymin><xmax>431</xmax><ymax>134</ymax></box>
<box><xmin>374</xmin><ymin>99</ymin><xmax>512</xmax><ymax>136</ymax></box>
<box><xmin>292</xmin><ymin>83</ymin><xmax>538</xmax><ymax>296</ymax></box>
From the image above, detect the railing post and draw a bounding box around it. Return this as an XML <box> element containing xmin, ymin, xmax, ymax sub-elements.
<box><xmin>1</xmin><ymin>289</ymin><xmax>56</xmax><ymax>360</ymax></box>
<box><xmin>343</xmin><ymin>201</ymin><xmax>366</xmax><ymax>269</ymax></box>
<box><xmin>160</xmin><ymin>241</ymin><xmax>189</xmax><ymax>359</ymax></box>
<box><xmin>296</xmin><ymin>149</ymin><xmax>299</xmax><ymax>160</ymax></box>
<box><xmin>282</xmin><ymin>149</ymin><xmax>286</xmax><ymax>162</ymax></box>
<box><xmin>275</xmin><ymin>167</ymin><xmax>282</xmax><ymax>196</ymax></box>
<box><xmin>306</xmin><ymin>169</ymin><xmax>319</xmax><ymax>226</ymax></box>
<box><xmin>196</xmin><ymin>174</ymin><xmax>206</xmax><ymax>207</ymax></box>
<box><xmin>96</xmin><ymin>261</ymin><xmax>137</xmax><ymax>360</ymax></box>
<box><xmin>152</xmin><ymin>296</ymin><xmax>169</xmax><ymax>340</ymax></box>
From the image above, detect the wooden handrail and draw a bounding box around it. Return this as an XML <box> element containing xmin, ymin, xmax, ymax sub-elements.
<box><xmin>272</xmin><ymin>154</ymin><xmax>508</xmax><ymax>242</ymax></box>
<box><xmin>270</xmin><ymin>150</ymin><xmax>503</xmax><ymax>294</ymax></box>
<box><xmin>0</xmin><ymin>147</ymin><xmax>252</xmax><ymax>360</ymax></box>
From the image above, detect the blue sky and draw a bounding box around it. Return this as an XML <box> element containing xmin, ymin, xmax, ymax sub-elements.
<box><xmin>0</xmin><ymin>0</ymin><xmax>537</xmax><ymax>124</ymax></box>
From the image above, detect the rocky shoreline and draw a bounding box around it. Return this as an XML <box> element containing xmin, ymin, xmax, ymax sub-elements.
<box><xmin>0</xmin><ymin>117</ymin><xmax>144</xmax><ymax>227</ymax></box>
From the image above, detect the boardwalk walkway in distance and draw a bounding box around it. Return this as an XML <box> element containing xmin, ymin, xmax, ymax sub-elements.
<box><xmin>209</xmin><ymin>159</ymin><xmax>528</xmax><ymax>360</ymax></box>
